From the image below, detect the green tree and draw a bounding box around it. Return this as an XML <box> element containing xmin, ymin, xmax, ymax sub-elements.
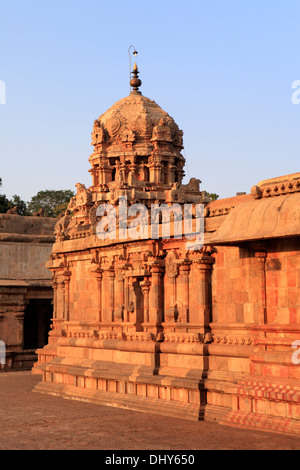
<box><xmin>0</xmin><ymin>194</ymin><xmax>11</xmax><ymax>213</ymax></box>
<box><xmin>28</xmin><ymin>189</ymin><xmax>74</xmax><ymax>217</ymax></box>
<box><xmin>0</xmin><ymin>178</ymin><xmax>28</xmax><ymax>215</ymax></box>
<box><xmin>9</xmin><ymin>195</ymin><xmax>28</xmax><ymax>216</ymax></box>
<box><xmin>205</xmin><ymin>191</ymin><xmax>219</xmax><ymax>201</ymax></box>
<box><xmin>0</xmin><ymin>178</ymin><xmax>11</xmax><ymax>213</ymax></box>
<box><xmin>0</xmin><ymin>194</ymin><xmax>29</xmax><ymax>215</ymax></box>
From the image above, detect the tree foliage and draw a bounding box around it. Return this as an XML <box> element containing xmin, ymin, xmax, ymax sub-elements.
<box><xmin>27</xmin><ymin>189</ymin><xmax>74</xmax><ymax>217</ymax></box>
<box><xmin>0</xmin><ymin>178</ymin><xmax>28</xmax><ymax>214</ymax></box>
<box><xmin>205</xmin><ymin>191</ymin><xmax>219</xmax><ymax>201</ymax></box>
<box><xmin>0</xmin><ymin>179</ymin><xmax>74</xmax><ymax>217</ymax></box>
<box><xmin>0</xmin><ymin>194</ymin><xmax>11</xmax><ymax>213</ymax></box>
<box><xmin>10</xmin><ymin>195</ymin><xmax>28</xmax><ymax>215</ymax></box>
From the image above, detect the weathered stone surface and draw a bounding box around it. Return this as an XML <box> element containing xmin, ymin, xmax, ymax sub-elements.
<box><xmin>206</xmin><ymin>191</ymin><xmax>300</xmax><ymax>245</ymax></box>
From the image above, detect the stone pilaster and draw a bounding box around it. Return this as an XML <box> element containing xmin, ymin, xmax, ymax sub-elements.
<box><xmin>178</xmin><ymin>260</ymin><xmax>191</xmax><ymax>323</ymax></box>
<box><xmin>63</xmin><ymin>270</ymin><xmax>71</xmax><ymax>322</ymax></box>
<box><xmin>192</xmin><ymin>254</ymin><xmax>214</xmax><ymax>338</ymax></box>
<box><xmin>254</xmin><ymin>250</ymin><xmax>267</xmax><ymax>325</ymax></box>
<box><xmin>115</xmin><ymin>269</ymin><xmax>125</xmax><ymax>322</ymax></box>
<box><xmin>146</xmin><ymin>262</ymin><xmax>164</xmax><ymax>336</ymax></box>
<box><xmin>141</xmin><ymin>279</ymin><xmax>151</xmax><ymax>324</ymax></box>
<box><xmin>102</xmin><ymin>267</ymin><xmax>115</xmax><ymax>324</ymax></box>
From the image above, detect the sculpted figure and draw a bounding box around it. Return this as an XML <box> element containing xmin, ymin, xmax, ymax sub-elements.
<box><xmin>187</xmin><ymin>178</ymin><xmax>201</xmax><ymax>192</ymax></box>
<box><xmin>122</xmin><ymin>129</ymin><xmax>135</xmax><ymax>143</ymax></box>
<box><xmin>74</xmin><ymin>183</ymin><xmax>92</xmax><ymax>206</ymax></box>
<box><xmin>92</xmin><ymin>120</ymin><xmax>106</xmax><ymax>145</ymax></box>
<box><xmin>151</xmin><ymin>118</ymin><xmax>172</xmax><ymax>142</ymax></box>
<box><xmin>54</xmin><ymin>211</ymin><xmax>71</xmax><ymax>240</ymax></box>
<box><xmin>128</xmin><ymin>170</ymin><xmax>135</xmax><ymax>186</ymax></box>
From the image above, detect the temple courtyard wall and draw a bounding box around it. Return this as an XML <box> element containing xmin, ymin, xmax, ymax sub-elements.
<box><xmin>0</xmin><ymin>214</ymin><xmax>56</xmax><ymax>370</ymax></box>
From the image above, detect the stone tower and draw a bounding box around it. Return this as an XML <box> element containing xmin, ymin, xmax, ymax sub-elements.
<box><xmin>33</xmin><ymin>63</ymin><xmax>213</xmax><ymax>420</ymax></box>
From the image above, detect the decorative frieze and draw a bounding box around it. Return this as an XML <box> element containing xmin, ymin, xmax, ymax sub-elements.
<box><xmin>213</xmin><ymin>335</ymin><xmax>253</xmax><ymax>346</ymax></box>
<box><xmin>252</xmin><ymin>173</ymin><xmax>300</xmax><ymax>199</ymax></box>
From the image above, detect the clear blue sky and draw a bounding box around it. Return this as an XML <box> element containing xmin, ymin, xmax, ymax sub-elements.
<box><xmin>1</xmin><ymin>0</ymin><xmax>300</xmax><ymax>202</ymax></box>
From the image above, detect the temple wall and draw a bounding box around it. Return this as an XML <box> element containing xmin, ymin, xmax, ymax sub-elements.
<box><xmin>68</xmin><ymin>259</ymin><xmax>99</xmax><ymax>322</ymax></box>
<box><xmin>265</xmin><ymin>239</ymin><xmax>300</xmax><ymax>325</ymax></box>
<box><xmin>0</xmin><ymin>242</ymin><xmax>54</xmax><ymax>280</ymax></box>
<box><xmin>33</xmin><ymin>232</ymin><xmax>300</xmax><ymax>435</ymax></box>
<box><xmin>0</xmin><ymin>214</ymin><xmax>56</xmax><ymax>371</ymax></box>
<box><xmin>212</xmin><ymin>246</ymin><xmax>254</xmax><ymax>324</ymax></box>
<box><xmin>211</xmin><ymin>241</ymin><xmax>300</xmax><ymax>327</ymax></box>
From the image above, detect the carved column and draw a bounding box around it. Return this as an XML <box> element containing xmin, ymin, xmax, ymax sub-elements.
<box><xmin>189</xmin><ymin>247</ymin><xmax>214</xmax><ymax>342</ymax></box>
<box><xmin>52</xmin><ymin>279</ymin><xmax>58</xmax><ymax>320</ymax></box>
<box><xmin>141</xmin><ymin>279</ymin><xmax>151</xmax><ymax>324</ymax></box>
<box><xmin>61</xmin><ymin>281</ymin><xmax>66</xmax><ymax>321</ymax></box>
<box><xmin>98</xmin><ymin>163</ymin><xmax>104</xmax><ymax>186</ymax></box>
<box><xmin>193</xmin><ymin>255</ymin><xmax>214</xmax><ymax>337</ymax></box>
<box><xmin>166</xmin><ymin>158</ymin><xmax>175</xmax><ymax>184</ymax></box>
<box><xmin>115</xmin><ymin>269</ymin><xmax>125</xmax><ymax>322</ymax></box>
<box><xmin>121</xmin><ymin>274</ymin><xmax>137</xmax><ymax>333</ymax></box>
<box><xmin>89</xmin><ymin>165</ymin><xmax>99</xmax><ymax>187</ymax></box>
<box><xmin>129</xmin><ymin>162</ymin><xmax>137</xmax><ymax>184</ymax></box>
<box><xmin>127</xmin><ymin>276</ymin><xmax>136</xmax><ymax>326</ymax></box>
<box><xmin>48</xmin><ymin>275</ymin><xmax>62</xmax><ymax>344</ymax></box>
<box><xmin>102</xmin><ymin>268</ymin><xmax>115</xmax><ymax>324</ymax></box>
<box><xmin>179</xmin><ymin>260</ymin><xmax>191</xmax><ymax>323</ymax></box>
<box><xmin>55</xmin><ymin>277</ymin><xmax>65</xmax><ymax>321</ymax></box>
<box><xmin>149</xmin><ymin>157</ymin><xmax>163</xmax><ymax>184</ymax></box>
<box><xmin>63</xmin><ymin>270</ymin><xmax>71</xmax><ymax>322</ymax></box>
<box><xmin>255</xmin><ymin>250</ymin><xmax>267</xmax><ymax>324</ymax></box>
<box><xmin>148</xmin><ymin>262</ymin><xmax>164</xmax><ymax>335</ymax></box>
<box><xmin>165</xmin><ymin>275</ymin><xmax>176</xmax><ymax>322</ymax></box>
<box><xmin>96</xmin><ymin>268</ymin><xmax>103</xmax><ymax>323</ymax></box>
<box><xmin>99</xmin><ymin>161</ymin><xmax>114</xmax><ymax>185</ymax></box>
<box><xmin>165</xmin><ymin>251</ymin><xmax>178</xmax><ymax>323</ymax></box>
<box><xmin>124</xmin><ymin>274</ymin><xmax>130</xmax><ymax>323</ymax></box>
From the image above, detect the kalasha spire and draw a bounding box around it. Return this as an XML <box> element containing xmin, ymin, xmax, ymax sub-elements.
<box><xmin>128</xmin><ymin>46</ymin><xmax>142</xmax><ymax>95</ymax></box>
<box><xmin>130</xmin><ymin>62</ymin><xmax>142</xmax><ymax>94</ymax></box>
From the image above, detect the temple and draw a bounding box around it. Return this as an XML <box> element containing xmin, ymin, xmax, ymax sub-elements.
<box><xmin>34</xmin><ymin>62</ymin><xmax>300</xmax><ymax>436</ymax></box>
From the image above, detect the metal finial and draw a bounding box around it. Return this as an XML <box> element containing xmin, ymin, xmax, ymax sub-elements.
<box><xmin>130</xmin><ymin>62</ymin><xmax>142</xmax><ymax>94</ymax></box>
<box><xmin>128</xmin><ymin>46</ymin><xmax>141</xmax><ymax>94</ymax></box>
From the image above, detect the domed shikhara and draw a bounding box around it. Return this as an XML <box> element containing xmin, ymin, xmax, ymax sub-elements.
<box><xmin>88</xmin><ymin>89</ymin><xmax>206</xmax><ymax>208</ymax></box>
<box><xmin>93</xmin><ymin>94</ymin><xmax>183</xmax><ymax>147</ymax></box>
<box><xmin>90</xmin><ymin>93</ymin><xmax>185</xmax><ymax>188</ymax></box>
<box><xmin>55</xmin><ymin>67</ymin><xmax>207</xmax><ymax>240</ymax></box>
